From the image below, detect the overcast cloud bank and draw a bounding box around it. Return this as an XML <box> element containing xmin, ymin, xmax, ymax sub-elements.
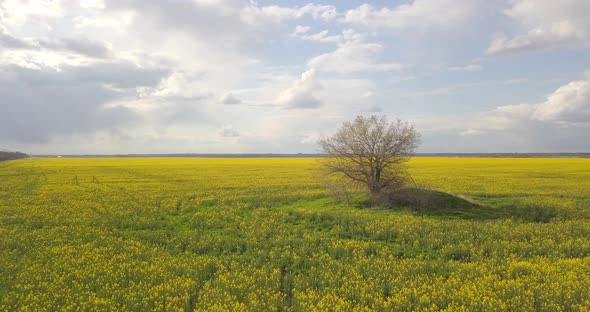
<box><xmin>1</xmin><ymin>0</ymin><xmax>589</xmax><ymax>153</ymax></box>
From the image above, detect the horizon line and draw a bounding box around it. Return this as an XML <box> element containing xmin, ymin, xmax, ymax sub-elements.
<box><xmin>26</xmin><ymin>152</ymin><xmax>590</xmax><ymax>158</ymax></box>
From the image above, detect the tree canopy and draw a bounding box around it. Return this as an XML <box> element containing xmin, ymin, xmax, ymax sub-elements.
<box><xmin>318</xmin><ymin>115</ymin><xmax>420</xmax><ymax>202</ymax></box>
<box><xmin>0</xmin><ymin>151</ymin><xmax>29</xmax><ymax>162</ymax></box>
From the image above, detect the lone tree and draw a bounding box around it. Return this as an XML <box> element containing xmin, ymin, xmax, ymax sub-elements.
<box><xmin>318</xmin><ymin>115</ymin><xmax>421</xmax><ymax>203</ymax></box>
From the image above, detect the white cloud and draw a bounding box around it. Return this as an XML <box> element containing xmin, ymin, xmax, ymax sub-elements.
<box><xmin>79</xmin><ymin>0</ymin><xmax>105</xmax><ymax>10</ymax></box>
<box><xmin>275</xmin><ymin>69</ymin><xmax>322</xmax><ymax>109</ymax></box>
<box><xmin>343</xmin><ymin>1</ymin><xmax>482</xmax><ymax>32</ymax></box>
<box><xmin>273</xmin><ymin>34</ymin><xmax>385</xmax><ymax>110</ymax></box>
<box><xmin>0</xmin><ymin>0</ymin><xmax>66</xmax><ymax>27</ymax></box>
<box><xmin>297</xmin><ymin>4</ymin><xmax>338</xmax><ymax>20</ymax></box>
<box><xmin>240</xmin><ymin>3</ymin><xmax>337</xmax><ymax>27</ymax></box>
<box><xmin>291</xmin><ymin>28</ymin><xmax>367</xmax><ymax>44</ymax></box>
<box><xmin>416</xmin><ymin>104</ymin><xmax>588</xmax><ymax>153</ymax></box>
<box><xmin>292</xmin><ymin>29</ymin><xmax>341</xmax><ymax>43</ymax></box>
<box><xmin>73</xmin><ymin>11</ymin><xmax>135</xmax><ymax>32</ymax></box>
<box><xmin>307</xmin><ymin>40</ymin><xmax>403</xmax><ymax>73</ymax></box>
<box><xmin>139</xmin><ymin>70</ymin><xmax>208</xmax><ymax>101</ymax></box>
<box><xmin>448</xmin><ymin>64</ymin><xmax>482</xmax><ymax>72</ymax></box>
<box><xmin>487</xmin><ymin>0</ymin><xmax>590</xmax><ymax>54</ymax></box>
<box><xmin>533</xmin><ymin>77</ymin><xmax>590</xmax><ymax>124</ymax></box>
<box><xmin>292</xmin><ymin>25</ymin><xmax>311</xmax><ymax>35</ymax></box>
<box><xmin>438</xmin><ymin>73</ymin><xmax>590</xmax><ymax>137</ymax></box>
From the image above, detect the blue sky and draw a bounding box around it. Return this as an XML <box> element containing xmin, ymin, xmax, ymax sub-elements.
<box><xmin>1</xmin><ymin>0</ymin><xmax>589</xmax><ymax>154</ymax></box>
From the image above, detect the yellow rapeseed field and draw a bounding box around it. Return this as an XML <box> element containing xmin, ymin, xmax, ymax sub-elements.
<box><xmin>1</xmin><ymin>157</ymin><xmax>590</xmax><ymax>311</ymax></box>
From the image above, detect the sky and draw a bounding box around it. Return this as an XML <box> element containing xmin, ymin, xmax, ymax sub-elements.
<box><xmin>1</xmin><ymin>0</ymin><xmax>589</xmax><ymax>154</ymax></box>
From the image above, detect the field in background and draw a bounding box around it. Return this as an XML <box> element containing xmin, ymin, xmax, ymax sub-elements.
<box><xmin>1</xmin><ymin>157</ymin><xmax>590</xmax><ymax>311</ymax></box>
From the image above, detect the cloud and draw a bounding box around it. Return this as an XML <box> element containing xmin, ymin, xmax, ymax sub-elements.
<box><xmin>151</xmin><ymin>100</ymin><xmax>211</xmax><ymax>126</ymax></box>
<box><xmin>101</xmin><ymin>1</ymin><xmax>337</xmax><ymax>51</ymax></box>
<box><xmin>2</xmin><ymin>1</ymin><xmax>378</xmax><ymax>153</ymax></box>
<box><xmin>72</xmin><ymin>62</ymin><xmax>167</xmax><ymax>88</ymax></box>
<box><xmin>486</xmin><ymin>0</ymin><xmax>590</xmax><ymax>54</ymax></box>
<box><xmin>0</xmin><ymin>36</ymin><xmax>112</xmax><ymax>61</ymax></box>
<box><xmin>295</xmin><ymin>28</ymin><xmax>403</xmax><ymax>77</ymax></box>
<box><xmin>103</xmin><ymin>0</ymin><xmax>252</xmax><ymax>49</ymax></box>
<box><xmin>4</xmin><ymin>61</ymin><xmax>167</xmax><ymax>89</ymax></box>
<box><xmin>417</xmin><ymin>110</ymin><xmax>589</xmax><ymax>153</ymax></box>
<box><xmin>448</xmin><ymin>64</ymin><xmax>482</xmax><ymax>71</ymax></box>
<box><xmin>0</xmin><ymin>61</ymin><xmax>167</xmax><ymax>144</ymax></box>
<box><xmin>343</xmin><ymin>1</ymin><xmax>482</xmax><ymax>32</ymax></box>
<box><xmin>459</xmin><ymin>128</ymin><xmax>485</xmax><ymax>137</ymax></box>
<box><xmin>412</xmin><ymin>71</ymin><xmax>590</xmax><ymax>152</ymax></box>
<box><xmin>138</xmin><ymin>70</ymin><xmax>208</xmax><ymax>101</ymax></box>
<box><xmin>220</xmin><ymin>126</ymin><xmax>240</xmax><ymax>137</ymax></box>
<box><xmin>421</xmin><ymin>122</ymin><xmax>590</xmax><ymax>153</ymax></box>
<box><xmin>480</xmin><ymin>104</ymin><xmax>536</xmax><ymax>131</ymax></box>
<box><xmin>298</xmin><ymin>132</ymin><xmax>320</xmax><ymax>144</ymax></box>
<box><xmin>117</xmin><ymin>69</ymin><xmax>215</xmax><ymax>127</ymax></box>
<box><xmin>1</xmin><ymin>0</ymin><xmax>303</xmax><ymax>151</ymax></box>
<box><xmin>307</xmin><ymin>40</ymin><xmax>403</xmax><ymax>73</ymax></box>
<box><xmin>533</xmin><ymin>76</ymin><xmax>590</xmax><ymax>124</ymax></box>
<box><xmin>292</xmin><ymin>25</ymin><xmax>311</xmax><ymax>35</ymax></box>
<box><xmin>442</xmin><ymin>73</ymin><xmax>590</xmax><ymax>137</ymax></box>
<box><xmin>487</xmin><ymin>31</ymin><xmax>578</xmax><ymax>55</ymax></box>
<box><xmin>291</xmin><ymin>29</ymin><xmax>341</xmax><ymax>44</ymax></box>
<box><xmin>241</xmin><ymin>3</ymin><xmax>337</xmax><ymax>26</ymax></box>
<box><xmin>291</xmin><ymin>28</ymin><xmax>366</xmax><ymax>44</ymax></box>
<box><xmin>0</xmin><ymin>26</ymin><xmax>34</xmax><ymax>49</ymax></box>
<box><xmin>359</xmin><ymin>104</ymin><xmax>383</xmax><ymax>113</ymax></box>
<box><xmin>0</xmin><ymin>23</ymin><xmax>111</xmax><ymax>58</ymax></box>
<box><xmin>0</xmin><ymin>0</ymin><xmax>65</xmax><ymax>27</ymax></box>
<box><xmin>219</xmin><ymin>92</ymin><xmax>242</xmax><ymax>105</ymax></box>
<box><xmin>275</xmin><ymin>69</ymin><xmax>322</xmax><ymax>109</ymax></box>
<box><xmin>37</xmin><ymin>37</ymin><xmax>112</xmax><ymax>58</ymax></box>
<box><xmin>282</xmin><ymin>37</ymin><xmax>397</xmax><ymax>122</ymax></box>
<box><xmin>1</xmin><ymin>0</ymin><xmax>587</xmax><ymax>154</ymax></box>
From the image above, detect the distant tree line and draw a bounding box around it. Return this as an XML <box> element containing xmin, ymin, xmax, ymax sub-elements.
<box><xmin>0</xmin><ymin>151</ymin><xmax>29</xmax><ymax>162</ymax></box>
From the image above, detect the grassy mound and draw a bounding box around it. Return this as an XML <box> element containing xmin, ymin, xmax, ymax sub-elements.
<box><xmin>389</xmin><ymin>188</ymin><xmax>556</xmax><ymax>222</ymax></box>
<box><xmin>389</xmin><ymin>188</ymin><xmax>480</xmax><ymax>210</ymax></box>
